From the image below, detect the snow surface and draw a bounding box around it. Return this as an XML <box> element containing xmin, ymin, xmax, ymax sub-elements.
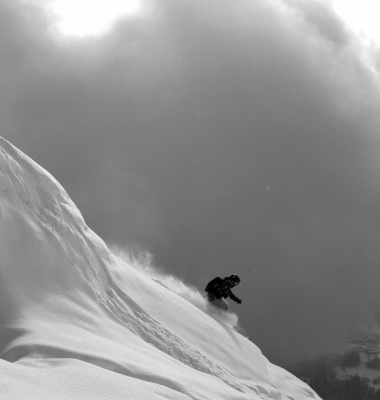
<box><xmin>0</xmin><ymin>137</ymin><xmax>320</xmax><ymax>399</ymax></box>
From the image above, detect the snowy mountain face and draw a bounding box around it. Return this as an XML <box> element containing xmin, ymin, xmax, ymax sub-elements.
<box><xmin>0</xmin><ymin>137</ymin><xmax>320</xmax><ymax>400</ymax></box>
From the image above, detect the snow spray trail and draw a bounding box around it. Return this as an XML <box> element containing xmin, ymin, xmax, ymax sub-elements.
<box><xmin>110</xmin><ymin>246</ymin><xmax>244</xmax><ymax>332</ymax></box>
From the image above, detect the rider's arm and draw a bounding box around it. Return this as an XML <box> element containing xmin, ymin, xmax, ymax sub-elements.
<box><xmin>227</xmin><ymin>290</ymin><xmax>242</xmax><ymax>304</ymax></box>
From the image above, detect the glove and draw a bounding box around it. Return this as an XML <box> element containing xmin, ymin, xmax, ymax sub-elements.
<box><xmin>237</xmin><ymin>299</ymin><xmax>242</xmax><ymax>304</ymax></box>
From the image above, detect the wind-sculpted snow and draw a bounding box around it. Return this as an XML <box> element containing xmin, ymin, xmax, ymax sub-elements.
<box><xmin>0</xmin><ymin>137</ymin><xmax>320</xmax><ymax>399</ymax></box>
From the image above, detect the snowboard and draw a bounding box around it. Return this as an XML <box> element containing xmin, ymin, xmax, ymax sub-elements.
<box><xmin>207</xmin><ymin>297</ymin><xmax>229</xmax><ymax>311</ymax></box>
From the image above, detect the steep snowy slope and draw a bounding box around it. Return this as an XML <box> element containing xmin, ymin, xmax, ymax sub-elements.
<box><xmin>0</xmin><ymin>137</ymin><xmax>320</xmax><ymax>399</ymax></box>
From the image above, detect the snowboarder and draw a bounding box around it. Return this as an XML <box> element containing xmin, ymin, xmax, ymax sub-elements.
<box><xmin>205</xmin><ymin>274</ymin><xmax>242</xmax><ymax>311</ymax></box>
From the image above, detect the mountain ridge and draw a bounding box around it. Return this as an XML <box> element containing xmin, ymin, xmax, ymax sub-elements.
<box><xmin>0</xmin><ymin>137</ymin><xmax>320</xmax><ymax>399</ymax></box>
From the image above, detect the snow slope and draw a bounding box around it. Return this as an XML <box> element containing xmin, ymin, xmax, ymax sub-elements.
<box><xmin>0</xmin><ymin>137</ymin><xmax>320</xmax><ymax>399</ymax></box>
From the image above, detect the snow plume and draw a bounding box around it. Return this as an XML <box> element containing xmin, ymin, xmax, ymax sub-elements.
<box><xmin>110</xmin><ymin>245</ymin><xmax>242</xmax><ymax>331</ymax></box>
<box><xmin>110</xmin><ymin>245</ymin><xmax>205</xmax><ymax>309</ymax></box>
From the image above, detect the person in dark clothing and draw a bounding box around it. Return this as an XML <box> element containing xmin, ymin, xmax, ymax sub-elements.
<box><xmin>205</xmin><ymin>274</ymin><xmax>242</xmax><ymax>310</ymax></box>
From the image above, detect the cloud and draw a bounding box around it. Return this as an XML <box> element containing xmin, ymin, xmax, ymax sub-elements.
<box><xmin>1</xmin><ymin>0</ymin><xmax>380</xmax><ymax>363</ymax></box>
<box><xmin>284</xmin><ymin>0</ymin><xmax>351</xmax><ymax>46</ymax></box>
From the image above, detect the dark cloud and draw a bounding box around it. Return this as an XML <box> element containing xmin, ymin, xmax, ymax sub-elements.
<box><xmin>2</xmin><ymin>0</ymin><xmax>380</xmax><ymax>364</ymax></box>
<box><xmin>284</xmin><ymin>0</ymin><xmax>350</xmax><ymax>46</ymax></box>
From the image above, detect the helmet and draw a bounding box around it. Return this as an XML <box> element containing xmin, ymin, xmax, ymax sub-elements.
<box><xmin>228</xmin><ymin>274</ymin><xmax>240</xmax><ymax>285</ymax></box>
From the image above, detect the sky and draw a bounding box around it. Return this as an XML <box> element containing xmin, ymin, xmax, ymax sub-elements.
<box><xmin>2</xmin><ymin>0</ymin><xmax>380</xmax><ymax>366</ymax></box>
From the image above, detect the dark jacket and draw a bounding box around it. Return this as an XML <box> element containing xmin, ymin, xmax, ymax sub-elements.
<box><xmin>205</xmin><ymin>277</ymin><xmax>241</xmax><ymax>304</ymax></box>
